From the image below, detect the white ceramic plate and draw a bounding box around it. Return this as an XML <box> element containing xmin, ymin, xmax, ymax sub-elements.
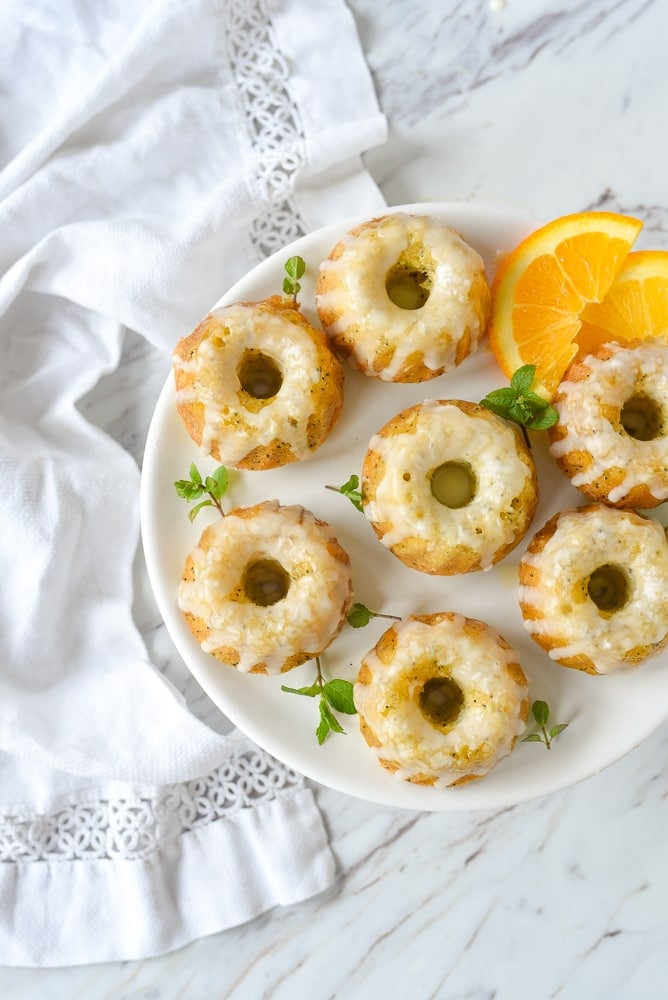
<box><xmin>141</xmin><ymin>202</ymin><xmax>668</xmax><ymax>811</ymax></box>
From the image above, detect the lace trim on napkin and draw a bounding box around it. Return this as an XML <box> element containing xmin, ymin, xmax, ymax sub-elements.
<box><xmin>0</xmin><ymin>746</ymin><xmax>302</xmax><ymax>863</ymax></box>
<box><xmin>226</xmin><ymin>0</ymin><xmax>308</xmax><ymax>255</ymax></box>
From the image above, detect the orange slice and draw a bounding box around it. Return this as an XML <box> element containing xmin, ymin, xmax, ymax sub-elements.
<box><xmin>489</xmin><ymin>212</ymin><xmax>643</xmax><ymax>397</ymax></box>
<box><xmin>576</xmin><ymin>250</ymin><xmax>668</xmax><ymax>358</ymax></box>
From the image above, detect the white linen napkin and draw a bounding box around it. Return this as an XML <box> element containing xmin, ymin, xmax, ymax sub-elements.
<box><xmin>0</xmin><ymin>0</ymin><xmax>387</xmax><ymax>966</ymax></box>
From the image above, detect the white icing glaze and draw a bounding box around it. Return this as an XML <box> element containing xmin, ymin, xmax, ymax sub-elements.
<box><xmin>178</xmin><ymin>501</ymin><xmax>352</xmax><ymax>674</ymax></box>
<box><xmin>364</xmin><ymin>401</ymin><xmax>536</xmax><ymax>570</ymax></box>
<box><xmin>173</xmin><ymin>303</ymin><xmax>324</xmax><ymax>464</ymax></box>
<box><xmin>519</xmin><ymin>505</ymin><xmax>668</xmax><ymax>674</ymax></box>
<box><xmin>354</xmin><ymin>614</ymin><xmax>527</xmax><ymax>787</ymax></box>
<box><xmin>549</xmin><ymin>341</ymin><xmax>668</xmax><ymax>504</ymax></box>
<box><xmin>316</xmin><ymin>213</ymin><xmax>488</xmax><ymax>380</ymax></box>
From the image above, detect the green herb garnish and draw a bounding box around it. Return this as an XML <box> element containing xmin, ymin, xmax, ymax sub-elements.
<box><xmin>325</xmin><ymin>474</ymin><xmax>364</xmax><ymax>512</ymax></box>
<box><xmin>347</xmin><ymin>602</ymin><xmax>401</xmax><ymax>629</ymax></box>
<box><xmin>522</xmin><ymin>699</ymin><xmax>569</xmax><ymax>750</ymax></box>
<box><xmin>283</xmin><ymin>255</ymin><xmax>306</xmax><ymax>305</ymax></box>
<box><xmin>174</xmin><ymin>462</ymin><xmax>229</xmax><ymax>521</ymax></box>
<box><xmin>481</xmin><ymin>364</ymin><xmax>559</xmax><ymax>432</ymax></box>
<box><xmin>282</xmin><ymin>657</ymin><xmax>357</xmax><ymax>745</ymax></box>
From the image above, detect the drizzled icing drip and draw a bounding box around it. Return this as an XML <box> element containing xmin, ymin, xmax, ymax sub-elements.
<box><xmin>316</xmin><ymin>213</ymin><xmax>489</xmax><ymax>380</ymax></box>
<box><xmin>549</xmin><ymin>341</ymin><xmax>668</xmax><ymax>504</ymax></box>
<box><xmin>364</xmin><ymin>401</ymin><xmax>536</xmax><ymax>570</ymax></box>
<box><xmin>173</xmin><ymin>302</ymin><xmax>328</xmax><ymax>465</ymax></box>
<box><xmin>354</xmin><ymin>614</ymin><xmax>527</xmax><ymax>788</ymax></box>
<box><xmin>519</xmin><ymin>505</ymin><xmax>668</xmax><ymax>674</ymax></box>
<box><xmin>178</xmin><ymin>501</ymin><xmax>352</xmax><ymax>675</ymax></box>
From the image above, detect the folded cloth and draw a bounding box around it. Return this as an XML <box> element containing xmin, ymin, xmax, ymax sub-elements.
<box><xmin>0</xmin><ymin>0</ymin><xmax>387</xmax><ymax>966</ymax></box>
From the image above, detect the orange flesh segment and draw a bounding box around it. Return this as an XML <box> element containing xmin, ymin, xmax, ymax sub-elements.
<box><xmin>578</xmin><ymin>250</ymin><xmax>668</xmax><ymax>356</ymax></box>
<box><xmin>555</xmin><ymin>233</ymin><xmax>634</xmax><ymax>300</ymax></box>
<box><xmin>489</xmin><ymin>212</ymin><xmax>643</xmax><ymax>396</ymax></box>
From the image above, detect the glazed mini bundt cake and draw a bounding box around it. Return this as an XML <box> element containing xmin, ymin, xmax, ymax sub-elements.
<box><xmin>178</xmin><ymin>501</ymin><xmax>353</xmax><ymax>675</ymax></box>
<box><xmin>519</xmin><ymin>503</ymin><xmax>668</xmax><ymax>674</ymax></box>
<box><xmin>316</xmin><ymin>213</ymin><xmax>490</xmax><ymax>382</ymax></box>
<box><xmin>173</xmin><ymin>296</ymin><xmax>344</xmax><ymax>470</ymax></box>
<box><xmin>361</xmin><ymin>399</ymin><xmax>538</xmax><ymax>574</ymax></box>
<box><xmin>548</xmin><ymin>340</ymin><xmax>668</xmax><ymax>508</ymax></box>
<box><xmin>354</xmin><ymin>613</ymin><xmax>529</xmax><ymax>787</ymax></box>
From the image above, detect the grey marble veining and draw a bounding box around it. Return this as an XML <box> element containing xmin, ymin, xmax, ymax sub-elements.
<box><xmin>360</xmin><ymin>0</ymin><xmax>668</xmax><ymax>242</ymax></box>
<box><xmin>2</xmin><ymin>0</ymin><xmax>668</xmax><ymax>996</ymax></box>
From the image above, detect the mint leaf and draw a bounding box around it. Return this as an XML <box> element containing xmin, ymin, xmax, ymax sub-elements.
<box><xmin>327</xmin><ymin>474</ymin><xmax>363</xmax><ymax>512</ymax></box>
<box><xmin>280</xmin><ymin>683</ymin><xmax>322</xmax><ymax>698</ymax></box>
<box><xmin>316</xmin><ymin>699</ymin><xmax>345</xmax><ymax>744</ymax></box>
<box><xmin>320</xmin><ymin>698</ymin><xmax>345</xmax><ymax>735</ymax></box>
<box><xmin>285</xmin><ymin>256</ymin><xmax>306</xmax><ymax>281</ymax></box>
<box><xmin>174</xmin><ymin>480</ymin><xmax>204</xmax><ymax>501</ymax></box>
<box><xmin>481</xmin><ymin>387</ymin><xmax>517</xmax><ymax>407</ymax></box>
<box><xmin>316</xmin><ymin>714</ymin><xmax>331</xmax><ymax>745</ymax></box>
<box><xmin>532</xmin><ymin>700</ymin><xmax>550</xmax><ymax>727</ymax></box>
<box><xmin>524</xmin><ymin>390</ymin><xmax>549</xmax><ymax>408</ymax></box>
<box><xmin>346</xmin><ymin>602</ymin><xmax>401</xmax><ymax>628</ymax></box>
<box><xmin>175</xmin><ymin>463</ymin><xmax>229</xmax><ymax>518</ymax></box>
<box><xmin>509</xmin><ymin>398</ymin><xmax>532</xmax><ymax>424</ymax></box>
<box><xmin>202</xmin><ymin>467</ymin><xmax>229</xmax><ymax>501</ymax></box>
<box><xmin>523</xmin><ymin>699</ymin><xmax>570</xmax><ymax>750</ymax></box>
<box><xmin>480</xmin><ymin>367</ymin><xmax>558</xmax><ymax>433</ymax></box>
<box><xmin>282</xmin><ymin>656</ymin><xmax>355</xmax><ymax>744</ymax></box>
<box><xmin>323</xmin><ymin>679</ymin><xmax>356</xmax><ymax>715</ymax></box>
<box><xmin>526</xmin><ymin>406</ymin><xmax>559</xmax><ymax>431</ymax></box>
<box><xmin>511</xmin><ymin>364</ymin><xmax>536</xmax><ymax>394</ymax></box>
<box><xmin>188</xmin><ymin>499</ymin><xmax>214</xmax><ymax>522</ymax></box>
<box><xmin>347</xmin><ymin>602</ymin><xmax>374</xmax><ymax>628</ymax></box>
<box><xmin>210</xmin><ymin>464</ymin><xmax>229</xmax><ymax>493</ymax></box>
<box><xmin>477</xmin><ymin>399</ymin><xmax>511</xmax><ymax>420</ymax></box>
<box><xmin>283</xmin><ymin>256</ymin><xmax>306</xmax><ymax>303</ymax></box>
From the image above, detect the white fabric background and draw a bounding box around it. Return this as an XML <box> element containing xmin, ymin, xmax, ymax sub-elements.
<box><xmin>0</xmin><ymin>0</ymin><xmax>387</xmax><ymax>966</ymax></box>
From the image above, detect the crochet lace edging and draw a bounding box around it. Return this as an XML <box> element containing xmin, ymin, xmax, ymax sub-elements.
<box><xmin>227</xmin><ymin>0</ymin><xmax>308</xmax><ymax>257</ymax></box>
<box><xmin>0</xmin><ymin>746</ymin><xmax>302</xmax><ymax>863</ymax></box>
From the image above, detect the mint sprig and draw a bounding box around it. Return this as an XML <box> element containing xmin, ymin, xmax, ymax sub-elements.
<box><xmin>481</xmin><ymin>365</ymin><xmax>559</xmax><ymax>432</ymax></box>
<box><xmin>347</xmin><ymin>602</ymin><xmax>401</xmax><ymax>629</ymax></box>
<box><xmin>282</xmin><ymin>255</ymin><xmax>306</xmax><ymax>305</ymax></box>
<box><xmin>282</xmin><ymin>657</ymin><xmax>356</xmax><ymax>745</ymax></box>
<box><xmin>325</xmin><ymin>474</ymin><xmax>364</xmax><ymax>512</ymax></box>
<box><xmin>522</xmin><ymin>699</ymin><xmax>569</xmax><ymax>750</ymax></box>
<box><xmin>174</xmin><ymin>462</ymin><xmax>229</xmax><ymax>521</ymax></box>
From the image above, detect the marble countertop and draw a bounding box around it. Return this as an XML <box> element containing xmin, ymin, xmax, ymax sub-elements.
<box><xmin>3</xmin><ymin>0</ymin><xmax>667</xmax><ymax>996</ymax></box>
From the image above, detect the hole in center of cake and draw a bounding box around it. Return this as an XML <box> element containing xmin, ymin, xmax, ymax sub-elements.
<box><xmin>620</xmin><ymin>393</ymin><xmax>663</xmax><ymax>441</ymax></box>
<box><xmin>238</xmin><ymin>350</ymin><xmax>283</xmax><ymax>399</ymax></box>
<box><xmin>419</xmin><ymin>676</ymin><xmax>464</xmax><ymax>727</ymax></box>
<box><xmin>385</xmin><ymin>243</ymin><xmax>435</xmax><ymax>310</ymax></box>
<box><xmin>587</xmin><ymin>563</ymin><xmax>629</xmax><ymax>614</ymax></box>
<box><xmin>241</xmin><ymin>558</ymin><xmax>290</xmax><ymax>606</ymax></box>
<box><xmin>430</xmin><ymin>462</ymin><xmax>476</xmax><ymax>508</ymax></box>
